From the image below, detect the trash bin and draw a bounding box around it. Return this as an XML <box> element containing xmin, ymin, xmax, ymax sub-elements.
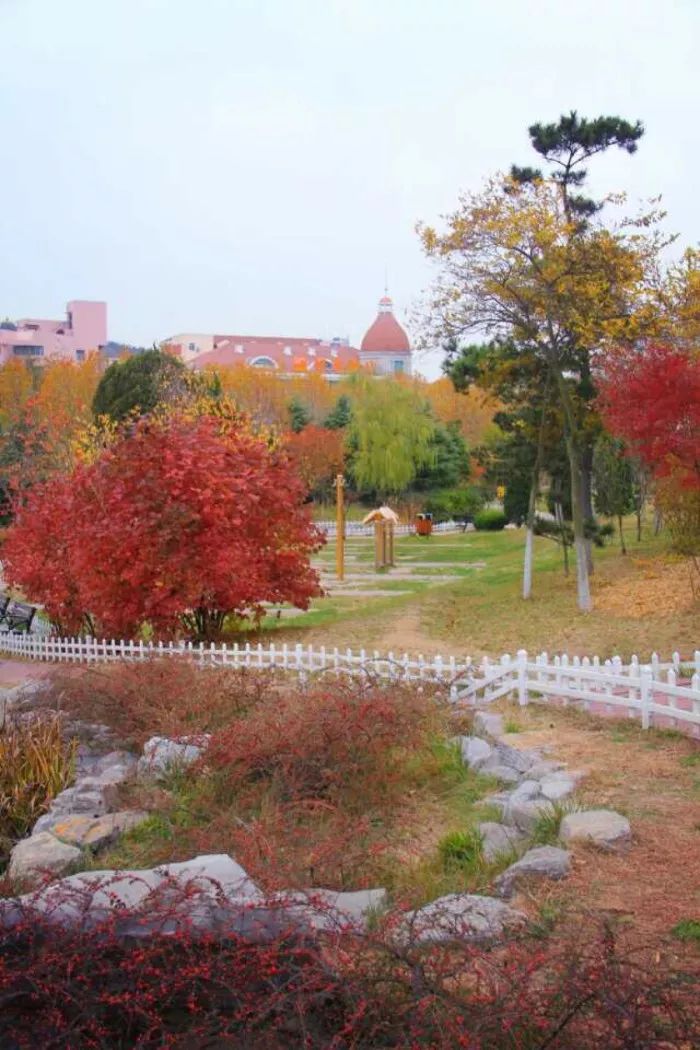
<box><xmin>415</xmin><ymin>513</ymin><xmax>433</xmax><ymax>537</ymax></box>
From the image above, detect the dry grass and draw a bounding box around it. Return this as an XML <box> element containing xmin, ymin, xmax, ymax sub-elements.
<box><xmin>487</xmin><ymin>699</ymin><xmax>700</xmax><ymax>950</ymax></box>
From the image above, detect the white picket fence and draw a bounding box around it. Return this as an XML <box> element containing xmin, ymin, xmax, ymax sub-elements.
<box><xmin>1</xmin><ymin>633</ymin><xmax>699</xmax><ymax>738</ymax></box>
<box><xmin>316</xmin><ymin>520</ymin><xmax>463</xmax><ymax>538</ymax></box>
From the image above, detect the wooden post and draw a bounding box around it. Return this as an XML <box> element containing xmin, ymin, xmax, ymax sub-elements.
<box><xmin>387</xmin><ymin>521</ymin><xmax>395</xmax><ymax>566</ymax></box>
<box><xmin>334</xmin><ymin>473</ymin><xmax>345</xmax><ymax>581</ymax></box>
<box><xmin>374</xmin><ymin>520</ymin><xmax>383</xmax><ymax>571</ymax></box>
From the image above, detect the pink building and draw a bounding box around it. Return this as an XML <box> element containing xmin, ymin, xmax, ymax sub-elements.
<box><xmin>0</xmin><ymin>301</ymin><xmax>107</xmax><ymax>365</ymax></box>
<box><xmin>165</xmin><ymin>293</ymin><xmax>412</xmax><ymax>378</ymax></box>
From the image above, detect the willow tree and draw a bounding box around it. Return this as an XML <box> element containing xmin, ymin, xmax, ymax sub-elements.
<box><xmin>347</xmin><ymin>376</ymin><xmax>436</xmax><ymax>499</ymax></box>
<box><xmin>418</xmin><ymin>175</ymin><xmax>665</xmax><ymax>611</ymax></box>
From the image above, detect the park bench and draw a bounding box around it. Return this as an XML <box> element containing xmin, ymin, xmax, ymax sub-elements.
<box><xmin>0</xmin><ymin>595</ymin><xmax>37</xmax><ymax>634</ymax></box>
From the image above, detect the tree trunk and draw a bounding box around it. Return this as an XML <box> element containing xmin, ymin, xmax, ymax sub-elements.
<box><xmin>553</xmin><ymin>368</ymin><xmax>592</xmax><ymax>612</ymax></box>
<box><xmin>636</xmin><ymin>507</ymin><xmax>642</xmax><ymax>543</ymax></box>
<box><xmin>522</xmin><ymin>378</ymin><xmax>550</xmax><ymax>600</ymax></box>
<box><xmin>523</xmin><ymin>526</ymin><xmax>534</xmax><ymax>598</ymax></box>
<box><xmin>618</xmin><ymin>514</ymin><xmax>627</xmax><ymax>555</ymax></box>
<box><xmin>580</xmin><ymin>446</ymin><xmax>595</xmax><ymax>575</ymax></box>
<box><xmin>555</xmin><ymin>501</ymin><xmax>570</xmax><ymax>576</ymax></box>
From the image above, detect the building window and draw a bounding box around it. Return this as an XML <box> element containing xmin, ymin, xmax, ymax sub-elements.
<box><xmin>188</xmin><ymin>342</ymin><xmax>196</xmax><ymax>353</ymax></box>
<box><xmin>250</xmin><ymin>356</ymin><xmax>277</xmax><ymax>369</ymax></box>
<box><xmin>393</xmin><ymin>359</ymin><xmax>405</xmax><ymax>373</ymax></box>
<box><xmin>76</xmin><ymin>349</ymin><xmax>85</xmax><ymax>362</ymax></box>
<box><xmin>13</xmin><ymin>345</ymin><xmax>44</xmax><ymax>357</ymax></box>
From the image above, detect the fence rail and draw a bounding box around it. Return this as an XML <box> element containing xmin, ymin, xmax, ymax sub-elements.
<box><xmin>1</xmin><ymin>634</ymin><xmax>698</xmax><ymax>739</ymax></box>
<box><xmin>316</xmin><ymin>520</ymin><xmax>464</xmax><ymax>538</ymax></box>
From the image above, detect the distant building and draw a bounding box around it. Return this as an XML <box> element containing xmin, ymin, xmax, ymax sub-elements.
<box><xmin>165</xmin><ymin>293</ymin><xmax>412</xmax><ymax>378</ymax></box>
<box><xmin>0</xmin><ymin>301</ymin><xmax>107</xmax><ymax>365</ymax></box>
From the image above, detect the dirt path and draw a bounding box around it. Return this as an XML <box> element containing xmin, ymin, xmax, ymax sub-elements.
<box><xmin>499</xmin><ymin>700</ymin><xmax>700</xmax><ymax>948</ymax></box>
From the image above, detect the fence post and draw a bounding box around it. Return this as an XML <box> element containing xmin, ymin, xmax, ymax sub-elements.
<box><xmin>640</xmin><ymin>665</ymin><xmax>653</xmax><ymax>730</ymax></box>
<box><xmin>517</xmin><ymin>649</ymin><xmax>528</xmax><ymax>706</ymax></box>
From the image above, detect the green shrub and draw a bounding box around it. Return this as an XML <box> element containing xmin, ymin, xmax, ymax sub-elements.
<box><xmin>474</xmin><ymin>508</ymin><xmax>508</xmax><ymax>531</ymax></box>
<box><xmin>671</xmin><ymin>918</ymin><xmax>700</xmax><ymax>943</ymax></box>
<box><xmin>437</xmin><ymin>828</ymin><xmax>484</xmax><ymax>870</ymax></box>
<box><xmin>423</xmin><ymin>486</ymin><xmax>484</xmax><ymax>524</ymax></box>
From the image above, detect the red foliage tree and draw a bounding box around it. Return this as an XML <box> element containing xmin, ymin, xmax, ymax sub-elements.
<box><xmin>3</xmin><ymin>413</ymin><xmax>324</xmax><ymax>639</ymax></box>
<box><xmin>597</xmin><ymin>343</ymin><xmax>700</xmax><ymax>489</ymax></box>
<box><xmin>284</xmin><ymin>426</ymin><xmax>345</xmax><ymax>499</ymax></box>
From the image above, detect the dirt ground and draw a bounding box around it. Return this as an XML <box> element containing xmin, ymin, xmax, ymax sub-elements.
<box><xmin>492</xmin><ymin>698</ymin><xmax>700</xmax><ymax>956</ymax></box>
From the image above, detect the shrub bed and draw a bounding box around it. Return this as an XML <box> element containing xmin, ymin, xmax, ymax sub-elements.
<box><xmin>1</xmin><ymin>888</ymin><xmax>697</xmax><ymax>1048</ymax></box>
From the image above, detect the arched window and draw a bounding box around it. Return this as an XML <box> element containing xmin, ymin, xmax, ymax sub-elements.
<box><xmin>250</xmin><ymin>356</ymin><xmax>277</xmax><ymax>369</ymax></box>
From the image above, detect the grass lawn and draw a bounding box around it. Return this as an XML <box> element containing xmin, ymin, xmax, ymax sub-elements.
<box><xmin>256</xmin><ymin>521</ymin><xmax>699</xmax><ymax>662</ymax></box>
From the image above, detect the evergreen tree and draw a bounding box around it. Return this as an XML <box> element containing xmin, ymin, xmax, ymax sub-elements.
<box><xmin>324</xmin><ymin>394</ymin><xmax>352</xmax><ymax>430</ymax></box>
<box><xmin>288</xmin><ymin>397</ymin><xmax>311</xmax><ymax>434</ymax></box>
<box><xmin>593</xmin><ymin>434</ymin><xmax>636</xmax><ymax>554</ymax></box>
<box><xmin>92</xmin><ymin>349</ymin><xmax>187</xmax><ymax>422</ymax></box>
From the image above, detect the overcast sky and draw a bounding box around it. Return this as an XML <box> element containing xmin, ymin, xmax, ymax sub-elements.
<box><xmin>1</xmin><ymin>0</ymin><xmax>698</xmax><ymax>377</ymax></box>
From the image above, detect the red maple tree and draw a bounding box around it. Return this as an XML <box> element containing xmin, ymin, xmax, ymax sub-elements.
<box><xmin>3</xmin><ymin>413</ymin><xmax>324</xmax><ymax>639</ymax></box>
<box><xmin>597</xmin><ymin>343</ymin><xmax>700</xmax><ymax>489</ymax></box>
<box><xmin>284</xmin><ymin>426</ymin><xmax>345</xmax><ymax>498</ymax></box>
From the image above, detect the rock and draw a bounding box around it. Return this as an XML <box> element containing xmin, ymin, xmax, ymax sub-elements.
<box><xmin>478</xmin><ymin>759</ymin><xmax>521</xmax><ymax>785</ymax></box>
<box><xmin>504</xmin><ymin>523</ymin><xmax>518</xmax><ymax>530</ymax></box>
<box><xmin>138</xmin><ymin>736</ymin><xmax>207</xmax><ymax>777</ymax></box>
<box><xmin>527</xmin><ymin>760</ymin><xmax>565</xmax><ymax>779</ymax></box>
<box><xmin>559</xmin><ymin>810</ymin><xmax>631</xmax><ymax>853</ymax></box>
<box><xmin>508</xmin><ymin>779</ymin><xmax>541</xmax><ymax>802</ymax></box>
<box><xmin>494</xmin><ymin>846</ymin><xmax>572</xmax><ymax>898</ymax></box>
<box><xmin>539</xmin><ymin>773</ymin><xmax>577</xmax><ymax>801</ymax></box>
<box><xmin>402</xmin><ymin>893</ymin><xmax>526</xmax><ymax>945</ymax></box>
<box><xmin>493</xmin><ymin>742</ymin><xmax>538</xmax><ymax>774</ymax></box>
<box><xmin>503</xmin><ymin>798</ymin><xmax>555</xmax><ymax>833</ymax></box>
<box><xmin>2</xmin><ymin>853</ymin><xmax>263</xmax><ymax>929</ymax></box>
<box><xmin>477</xmin><ymin>822</ymin><xmax>527</xmax><ymax>862</ymax></box>
<box><xmin>8</xmin><ymin>832</ymin><xmax>82</xmax><ymax>884</ymax></box>
<box><xmin>473</xmin><ymin>711</ymin><xmax>504</xmax><ymax>739</ymax></box>
<box><xmin>296</xmin><ymin>888</ymin><xmax>388</xmax><ymax>931</ymax></box>
<box><xmin>460</xmin><ymin>736</ymin><xmax>493</xmax><ymax>770</ymax></box>
<box><xmin>49</xmin><ymin>811</ymin><xmax>149</xmax><ymax>850</ymax></box>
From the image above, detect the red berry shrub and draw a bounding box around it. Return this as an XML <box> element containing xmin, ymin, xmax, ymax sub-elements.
<box><xmin>1</xmin><ymin>882</ymin><xmax>697</xmax><ymax>1048</ymax></box>
<box><xmin>205</xmin><ymin>679</ymin><xmax>441</xmax><ymax>810</ymax></box>
<box><xmin>36</xmin><ymin>659</ymin><xmax>276</xmax><ymax>748</ymax></box>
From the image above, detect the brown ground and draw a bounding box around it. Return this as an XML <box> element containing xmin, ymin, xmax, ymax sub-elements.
<box><xmin>491</xmin><ymin>698</ymin><xmax>700</xmax><ymax>956</ymax></box>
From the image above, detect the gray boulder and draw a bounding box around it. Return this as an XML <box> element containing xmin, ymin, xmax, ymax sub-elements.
<box><xmin>508</xmin><ymin>779</ymin><xmax>541</xmax><ymax>803</ymax></box>
<box><xmin>527</xmin><ymin>760</ymin><xmax>565</xmax><ymax>779</ymax></box>
<box><xmin>460</xmin><ymin>736</ymin><xmax>493</xmax><ymax>770</ymax></box>
<box><xmin>560</xmin><ymin>810</ymin><xmax>631</xmax><ymax>853</ymax></box>
<box><xmin>477</xmin><ymin>822</ymin><xmax>527</xmax><ymax>862</ymax></box>
<box><xmin>472</xmin><ymin>711</ymin><xmax>504</xmax><ymax>739</ymax></box>
<box><xmin>8</xmin><ymin>832</ymin><xmax>81</xmax><ymax>885</ymax></box>
<box><xmin>539</xmin><ymin>773</ymin><xmax>577</xmax><ymax>801</ymax></box>
<box><xmin>138</xmin><ymin>736</ymin><xmax>208</xmax><ymax>778</ymax></box>
<box><xmin>493</xmin><ymin>742</ymin><xmax>538</xmax><ymax>774</ymax></box>
<box><xmin>48</xmin><ymin>811</ymin><xmax>149</xmax><ymax>851</ymax></box>
<box><xmin>503</xmin><ymin>798</ymin><xmax>555</xmax><ymax>833</ymax></box>
<box><xmin>494</xmin><ymin>846</ymin><xmax>572</xmax><ymax>898</ymax></box>
<box><xmin>402</xmin><ymin>893</ymin><xmax>526</xmax><ymax>945</ymax></box>
<box><xmin>478</xmin><ymin>759</ymin><xmax>521</xmax><ymax>784</ymax></box>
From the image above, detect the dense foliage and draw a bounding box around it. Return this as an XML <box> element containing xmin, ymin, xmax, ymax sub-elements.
<box><xmin>3</xmin><ymin>412</ymin><xmax>323</xmax><ymax>640</ymax></box>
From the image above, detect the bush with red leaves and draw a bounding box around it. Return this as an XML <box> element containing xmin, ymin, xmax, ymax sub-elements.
<box><xmin>0</xmin><ymin>880</ymin><xmax>697</xmax><ymax>1049</ymax></box>
<box><xmin>36</xmin><ymin>659</ymin><xmax>275</xmax><ymax>748</ymax></box>
<box><xmin>204</xmin><ymin>678</ymin><xmax>442</xmax><ymax>808</ymax></box>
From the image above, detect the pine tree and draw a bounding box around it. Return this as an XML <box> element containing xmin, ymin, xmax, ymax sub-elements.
<box><xmin>288</xmin><ymin>397</ymin><xmax>311</xmax><ymax>433</ymax></box>
<box><xmin>324</xmin><ymin>394</ymin><xmax>352</xmax><ymax>430</ymax></box>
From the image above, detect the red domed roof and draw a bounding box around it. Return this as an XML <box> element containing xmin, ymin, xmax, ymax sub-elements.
<box><xmin>360</xmin><ymin>296</ymin><xmax>411</xmax><ymax>353</ymax></box>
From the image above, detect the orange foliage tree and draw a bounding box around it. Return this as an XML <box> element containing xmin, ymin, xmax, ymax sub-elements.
<box><xmin>284</xmin><ymin>426</ymin><xmax>345</xmax><ymax>499</ymax></box>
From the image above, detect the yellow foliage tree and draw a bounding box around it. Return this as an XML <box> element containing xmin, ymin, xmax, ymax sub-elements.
<box><xmin>418</xmin><ymin>175</ymin><xmax>666</xmax><ymax>611</ymax></box>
